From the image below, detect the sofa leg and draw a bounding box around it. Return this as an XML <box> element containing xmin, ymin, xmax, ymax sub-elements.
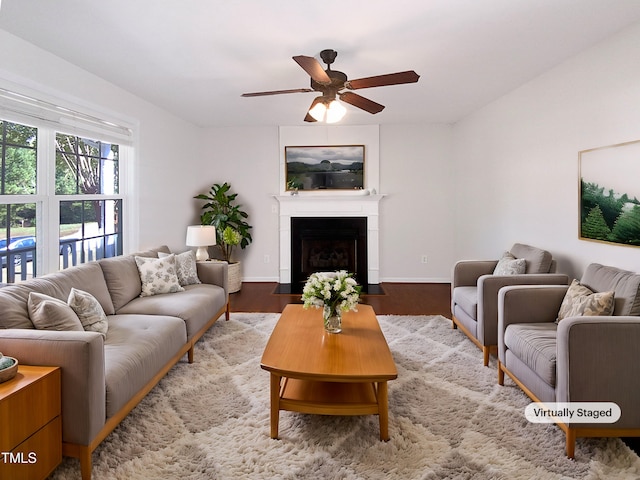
<box><xmin>188</xmin><ymin>346</ymin><xmax>194</xmax><ymax>364</ymax></box>
<box><xmin>566</xmin><ymin>429</ymin><xmax>576</xmax><ymax>459</ymax></box>
<box><xmin>482</xmin><ymin>346</ymin><xmax>490</xmax><ymax>367</ymax></box>
<box><xmin>225</xmin><ymin>301</ymin><xmax>230</xmax><ymax>321</ymax></box>
<box><xmin>497</xmin><ymin>361</ymin><xmax>504</xmax><ymax>385</ymax></box>
<box><xmin>451</xmin><ymin>318</ymin><xmax>457</xmax><ymax>329</ymax></box>
<box><xmin>79</xmin><ymin>447</ymin><xmax>92</xmax><ymax>480</ymax></box>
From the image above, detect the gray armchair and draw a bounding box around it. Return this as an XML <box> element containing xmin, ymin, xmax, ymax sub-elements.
<box><xmin>451</xmin><ymin>243</ymin><xmax>568</xmax><ymax>366</ymax></box>
<box><xmin>498</xmin><ymin>263</ymin><xmax>640</xmax><ymax>458</ymax></box>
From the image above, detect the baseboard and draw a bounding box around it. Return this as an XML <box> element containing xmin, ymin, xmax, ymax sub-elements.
<box><xmin>379</xmin><ymin>277</ymin><xmax>451</xmax><ymax>283</ymax></box>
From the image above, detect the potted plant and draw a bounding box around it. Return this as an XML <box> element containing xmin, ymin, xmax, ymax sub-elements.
<box><xmin>194</xmin><ymin>182</ymin><xmax>252</xmax><ymax>292</ymax></box>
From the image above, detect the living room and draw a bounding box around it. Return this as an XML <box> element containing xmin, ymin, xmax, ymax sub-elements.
<box><xmin>2</xmin><ymin>1</ymin><xmax>640</xmax><ymax>479</ymax></box>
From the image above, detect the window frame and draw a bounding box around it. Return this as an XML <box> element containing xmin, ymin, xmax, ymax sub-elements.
<box><xmin>0</xmin><ymin>103</ymin><xmax>135</xmax><ymax>280</ymax></box>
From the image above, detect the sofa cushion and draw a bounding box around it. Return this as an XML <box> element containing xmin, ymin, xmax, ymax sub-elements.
<box><xmin>580</xmin><ymin>263</ymin><xmax>640</xmax><ymax>316</ymax></box>
<box><xmin>556</xmin><ymin>279</ymin><xmax>615</xmax><ymax>323</ymax></box>
<box><xmin>134</xmin><ymin>254</ymin><xmax>184</xmax><ymax>297</ymax></box>
<box><xmin>104</xmin><ymin>314</ymin><xmax>186</xmax><ymax>418</ymax></box>
<box><xmin>510</xmin><ymin>243</ymin><xmax>553</xmax><ymax>274</ymax></box>
<box><xmin>0</xmin><ymin>262</ymin><xmax>114</xmax><ymax>329</ymax></box>
<box><xmin>504</xmin><ymin>323</ymin><xmax>558</xmax><ymax>387</ymax></box>
<box><xmin>27</xmin><ymin>292</ymin><xmax>83</xmax><ymax>332</ymax></box>
<box><xmin>452</xmin><ymin>286</ymin><xmax>478</xmax><ymax>320</ymax></box>
<box><xmin>98</xmin><ymin>247</ymin><xmax>170</xmax><ymax>311</ymax></box>
<box><xmin>68</xmin><ymin>288</ymin><xmax>109</xmax><ymax>338</ymax></box>
<box><xmin>493</xmin><ymin>252</ymin><xmax>526</xmax><ymax>275</ymax></box>
<box><xmin>116</xmin><ymin>284</ymin><xmax>226</xmax><ymax>340</ymax></box>
<box><xmin>158</xmin><ymin>250</ymin><xmax>201</xmax><ymax>286</ymax></box>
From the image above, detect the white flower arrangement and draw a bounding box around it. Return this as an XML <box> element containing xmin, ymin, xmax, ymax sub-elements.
<box><xmin>301</xmin><ymin>270</ymin><xmax>362</xmax><ymax>313</ymax></box>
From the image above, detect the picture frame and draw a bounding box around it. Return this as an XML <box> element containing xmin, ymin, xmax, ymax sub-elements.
<box><xmin>579</xmin><ymin>139</ymin><xmax>640</xmax><ymax>247</ymax></box>
<box><xmin>285</xmin><ymin>145</ymin><xmax>365</xmax><ymax>191</ymax></box>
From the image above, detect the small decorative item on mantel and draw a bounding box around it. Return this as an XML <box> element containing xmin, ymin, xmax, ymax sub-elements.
<box><xmin>301</xmin><ymin>271</ymin><xmax>362</xmax><ymax>334</ymax></box>
<box><xmin>0</xmin><ymin>352</ymin><xmax>18</xmax><ymax>383</ymax></box>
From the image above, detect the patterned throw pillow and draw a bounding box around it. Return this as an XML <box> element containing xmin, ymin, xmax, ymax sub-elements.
<box><xmin>67</xmin><ymin>288</ymin><xmax>109</xmax><ymax>338</ymax></box>
<box><xmin>134</xmin><ymin>254</ymin><xmax>185</xmax><ymax>297</ymax></box>
<box><xmin>493</xmin><ymin>251</ymin><xmax>526</xmax><ymax>275</ymax></box>
<box><xmin>158</xmin><ymin>250</ymin><xmax>201</xmax><ymax>286</ymax></box>
<box><xmin>556</xmin><ymin>279</ymin><xmax>615</xmax><ymax>323</ymax></box>
<box><xmin>27</xmin><ymin>292</ymin><xmax>83</xmax><ymax>332</ymax></box>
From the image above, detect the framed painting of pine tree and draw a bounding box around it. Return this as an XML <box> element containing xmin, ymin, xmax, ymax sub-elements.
<box><xmin>579</xmin><ymin>139</ymin><xmax>640</xmax><ymax>247</ymax></box>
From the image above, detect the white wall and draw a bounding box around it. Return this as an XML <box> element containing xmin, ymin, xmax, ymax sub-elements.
<box><xmin>0</xmin><ymin>30</ymin><xmax>202</xmax><ymax>255</ymax></box>
<box><xmin>452</xmin><ymin>22</ymin><xmax>640</xmax><ymax>278</ymax></box>
<box><xmin>191</xmin><ymin>126</ymin><xmax>281</xmax><ymax>281</ymax></box>
<box><xmin>196</xmin><ymin>124</ymin><xmax>455</xmax><ymax>283</ymax></box>
<box><xmin>380</xmin><ymin>123</ymin><xmax>454</xmax><ymax>281</ymax></box>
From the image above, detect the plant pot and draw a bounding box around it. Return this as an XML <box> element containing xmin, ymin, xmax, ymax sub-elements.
<box><xmin>228</xmin><ymin>261</ymin><xmax>242</xmax><ymax>293</ymax></box>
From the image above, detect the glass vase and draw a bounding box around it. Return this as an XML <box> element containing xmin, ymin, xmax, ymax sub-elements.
<box><xmin>323</xmin><ymin>304</ymin><xmax>342</xmax><ymax>334</ymax></box>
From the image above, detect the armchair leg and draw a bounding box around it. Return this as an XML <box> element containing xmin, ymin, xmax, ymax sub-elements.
<box><xmin>497</xmin><ymin>361</ymin><xmax>504</xmax><ymax>385</ymax></box>
<box><xmin>566</xmin><ymin>429</ymin><xmax>576</xmax><ymax>459</ymax></box>
<box><xmin>482</xmin><ymin>346</ymin><xmax>490</xmax><ymax>367</ymax></box>
<box><xmin>451</xmin><ymin>317</ymin><xmax>457</xmax><ymax>329</ymax></box>
<box><xmin>225</xmin><ymin>301</ymin><xmax>230</xmax><ymax>321</ymax></box>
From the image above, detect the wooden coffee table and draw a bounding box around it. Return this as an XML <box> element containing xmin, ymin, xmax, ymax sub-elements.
<box><xmin>260</xmin><ymin>304</ymin><xmax>397</xmax><ymax>440</ymax></box>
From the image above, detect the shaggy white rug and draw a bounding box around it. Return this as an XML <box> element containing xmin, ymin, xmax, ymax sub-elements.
<box><xmin>50</xmin><ymin>313</ymin><xmax>640</xmax><ymax>480</ymax></box>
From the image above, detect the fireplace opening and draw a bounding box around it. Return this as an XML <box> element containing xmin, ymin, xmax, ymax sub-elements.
<box><xmin>290</xmin><ymin>217</ymin><xmax>368</xmax><ymax>293</ymax></box>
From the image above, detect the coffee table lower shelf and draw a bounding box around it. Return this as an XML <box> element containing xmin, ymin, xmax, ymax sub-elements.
<box><xmin>269</xmin><ymin>375</ymin><xmax>390</xmax><ymax>440</ymax></box>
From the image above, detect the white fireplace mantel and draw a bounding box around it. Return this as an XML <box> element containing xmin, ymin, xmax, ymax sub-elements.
<box><xmin>275</xmin><ymin>193</ymin><xmax>385</xmax><ymax>285</ymax></box>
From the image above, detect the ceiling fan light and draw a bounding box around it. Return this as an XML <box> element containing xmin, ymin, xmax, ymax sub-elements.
<box><xmin>326</xmin><ymin>100</ymin><xmax>346</xmax><ymax>123</ymax></box>
<box><xmin>308</xmin><ymin>102</ymin><xmax>327</xmax><ymax>122</ymax></box>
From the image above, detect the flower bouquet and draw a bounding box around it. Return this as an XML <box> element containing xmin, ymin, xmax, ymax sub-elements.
<box><xmin>301</xmin><ymin>271</ymin><xmax>361</xmax><ymax>333</ymax></box>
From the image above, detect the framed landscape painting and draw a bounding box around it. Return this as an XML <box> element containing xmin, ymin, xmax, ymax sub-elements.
<box><xmin>579</xmin><ymin>139</ymin><xmax>640</xmax><ymax>247</ymax></box>
<box><xmin>285</xmin><ymin>145</ymin><xmax>365</xmax><ymax>191</ymax></box>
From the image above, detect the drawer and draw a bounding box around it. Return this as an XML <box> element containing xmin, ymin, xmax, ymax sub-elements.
<box><xmin>0</xmin><ymin>416</ymin><xmax>62</xmax><ymax>480</ymax></box>
<box><xmin>0</xmin><ymin>367</ymin><xmax>61</xmax><ymax>452</ymax></box>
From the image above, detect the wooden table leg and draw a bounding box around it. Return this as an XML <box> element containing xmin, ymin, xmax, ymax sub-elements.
<box><xmin>378</xmin><ymin>381</ymin><xmax>390</xmax><ymax>441</ymax></box>
<box><xmin>270</xmin><ymin>374</ymin><xmax>281</xmax><ymax>439</ymax></box>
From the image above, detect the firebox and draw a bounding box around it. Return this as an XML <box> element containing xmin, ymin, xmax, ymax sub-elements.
<box><xmin>291</xmin><ymin>217</ymin><xmax>368</xmax><ymax>293</ymax></box>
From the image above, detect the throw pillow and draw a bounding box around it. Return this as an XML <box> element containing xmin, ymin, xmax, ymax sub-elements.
<box><xmin>134</xmin><ymin>254</ymin><xmax>185</xmax><ymax>297</ymax></box>
<box><xmin>67</xmin><ymin>288</ymin><xmax>109</xmax><ymax>337</ymax></box>
<box><xmin>556</xmin><ymin>279</ymin><xmax>615</xmax><ymax>323</ymax></box>
<box><xmin>493</xmin><ymin>251</ymin><xmax>526</xmax><ymax>275</ymax></box>
<box><xmin>27</xmin><ymin>292</ymin><xmax>83</xmax><ymax>332</ymax></box>
<box><xmin>158</xmin><ymin>250</ymin><xmax>201</xmax><ymax>286</ymax></box>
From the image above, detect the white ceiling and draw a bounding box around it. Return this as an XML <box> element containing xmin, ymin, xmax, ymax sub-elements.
<box><xmin>2</xmin><ymin>0</ymin><xmax>640</xmax><ymax>128</ymax></box>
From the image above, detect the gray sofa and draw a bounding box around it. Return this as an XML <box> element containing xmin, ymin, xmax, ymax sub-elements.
<box><xmin>0</xmin><ymin>246</ymin><xmax>229</xmax><ymax>480</ymax></box>
<box><xmin>498</xmin><ymin>263</ymin><xmax>640</xmax><ymax>458</ymax></box>
<box><xmin>451</xmin><ymin>243</ymin><xmax>568</xmax><ymax>365</ymax></box>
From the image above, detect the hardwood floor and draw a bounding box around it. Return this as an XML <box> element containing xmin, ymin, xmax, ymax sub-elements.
<box><xmin>229</xmin><ymin>282</ymin><xmax>452</xmax><ymax>317</ymax></box>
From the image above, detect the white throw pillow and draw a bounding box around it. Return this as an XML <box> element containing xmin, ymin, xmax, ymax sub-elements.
<box><xmin>27</xmin><ymin>292</ymin><xmax>83</xmax><ymax>332</ymax></box>
<box><xmin>134</xmin><ymin>254</ymin><xmax>185</xmax><ymax>297</ymax></box>
<box><xmin>67</xmin><ymin>288</ymin><xmax>108</xmax><ymax>338</ymax></box>
<box><xmin>158</xmin><ymin>250</ymin><xmax>201</xmax><ymax>286</ymax></box>
<box><xmin>493</xmin><ymin>251</ymin><xmax>526</xmax><ymax>275</ymax></box>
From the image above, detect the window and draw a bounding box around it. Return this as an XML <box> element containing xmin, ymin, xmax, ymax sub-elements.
<box><xmin>1</xmin><ymin>117</ymin><xmax>127</xmax><ymax>284</ymax></box>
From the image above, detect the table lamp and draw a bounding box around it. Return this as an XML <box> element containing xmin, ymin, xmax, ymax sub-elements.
<box><xmin>186</xmin><ymin>225</ymin><xmax>217</xmax><ymax>261</ymax></box>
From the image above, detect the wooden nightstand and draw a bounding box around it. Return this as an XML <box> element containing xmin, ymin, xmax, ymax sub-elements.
<box><xmin>0</xmin><ymin>365</ymin><xmax>62</xmax><ymax>480</ymax></box>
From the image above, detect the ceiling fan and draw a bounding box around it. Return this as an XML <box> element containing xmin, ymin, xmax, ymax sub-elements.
<box><xmin>241</xmin><ymin>49</ymin><xmax>420</xmax><ymax>123</ymax></box>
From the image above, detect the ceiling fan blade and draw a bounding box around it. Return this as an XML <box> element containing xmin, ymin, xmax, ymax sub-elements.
<box><xmin>292</xmin><ymin>55</ymin><xmax>331</xmax><ymax>84</ymax></box>
<box><xmin>303</xmin><ymin>97</ymin><xmax>322</xmax><ymax>122</ymax></box>
<box><xmin>339</xmin><ymin>92</ymin><xmax>385</xmax><ymax>114</ymax></box>
<box><xmin>241</xmin><ymin>88</ymin><xmax>314</xmax><ymax>97</ymax></box>
<box><xmin>345</xmin><ymin>70</ymin><xmax>420</xmax><ymax>90</ymax></box>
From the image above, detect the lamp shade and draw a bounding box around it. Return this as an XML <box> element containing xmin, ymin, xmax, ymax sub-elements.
<box><xmin>186</xmin><ymin>225</ymin><xmax>217</xmax><ymax>261</ymax></box>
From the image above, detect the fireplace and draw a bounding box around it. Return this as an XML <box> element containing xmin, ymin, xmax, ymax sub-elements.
<box><xmin>275</xmin><ymin>192</ymin><xmax>384</xmax><ymax>293</ymax></box>
<box><xmin>291</xmin><ymin>217</ymin><xmax>368</xmax><ymax>293</ymax></box>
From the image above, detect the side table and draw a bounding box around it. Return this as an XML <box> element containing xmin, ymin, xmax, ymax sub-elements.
<box><xmin>0</xmin><ymin>365</ymin><xmax>62</xmax><ymax>480</ymax></box>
